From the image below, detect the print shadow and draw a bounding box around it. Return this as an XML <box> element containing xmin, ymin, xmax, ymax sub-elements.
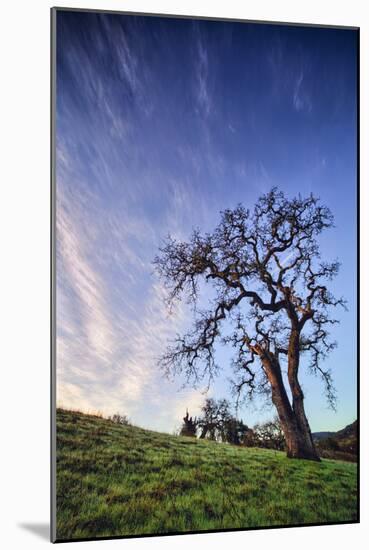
<box><xmin>18</xmin><ymin>523</ymin><xmax>49</xmax><ymax>541</ymax></box>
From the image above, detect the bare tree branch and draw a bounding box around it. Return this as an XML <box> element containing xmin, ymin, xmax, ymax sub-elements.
<box><xmin>154</xmin><ymin>188</ymin><xmax>346</xmax><ymax>460</ymax></box>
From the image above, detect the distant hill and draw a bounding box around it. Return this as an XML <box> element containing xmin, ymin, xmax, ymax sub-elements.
<box><xmin>336</xmin><ymin>420</ymin><xmax>358</xmax><ymax>441</ymax></box>
<box><xmin>55</xmin><ymin>408</ymin><xmax>357</xmax><ymax>541</ymax></box>
<box><xmin>313</xmin><ymin>420</ymin><xmax>357</xmax><ymax>462</ymax></box>
<box><xmin>313</xmin><ymin>431</ymin><xmax>335</xmax><ymax>441</ymax></box>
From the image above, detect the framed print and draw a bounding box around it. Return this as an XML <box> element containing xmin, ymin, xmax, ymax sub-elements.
<box><xmin>51</xmin><ymin>7</ymin><xmax>359</xmax><ymax>542</ymax></box>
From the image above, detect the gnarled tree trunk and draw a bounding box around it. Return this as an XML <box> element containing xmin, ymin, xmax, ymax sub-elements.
<box><xmin>260</xmin><ymin>347</ymin><xmax>320</xmax><ymax>461</ymax></box>
<box><xmin>287</xmin><ymin>330</ymin><xmax>319</xmax><ymax>460</ymax></box>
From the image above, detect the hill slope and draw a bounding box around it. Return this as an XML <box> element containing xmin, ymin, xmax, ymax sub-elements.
<box><xmin>56</xmin><ymin>409</ymin><xmax>358</xmax><ymax>541</ymax></box>
<box><xmin>313</xmin><ymin>420</ymin><xmax>357</xmax><ymax>443</ymax></box>
<box><xmin>313</xmin><ymin>420</ymin><xmax>358</xmax><ymax>461</ymax></box>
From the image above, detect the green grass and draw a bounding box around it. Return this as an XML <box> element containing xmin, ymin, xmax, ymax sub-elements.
<box><xmin>56</xmin><ymin>408</ymin><xmax>358</xmax><ymax>540</ymax></box>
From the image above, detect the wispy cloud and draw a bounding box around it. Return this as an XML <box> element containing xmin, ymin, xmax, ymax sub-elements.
<box><xmin>55</xmin><ymin>17</ymin><xmax>218</xmax><ymax>424</ymax></box>
<box><xmin>56</xmin><ymin>133</ymin><xmax>210</xmax><ymax>431</ymax></box>
<box><xmin>267</xmin><ymin>35</ymin><xmax>313</xmax><ymax>114</ymax></box>
<box><xmin>293</xmin><ymin>71</ymin><xmax>312</xmax><ymax>113</ymax></box>
<box><xmin>194</xmin><ymin>28</ymin><xmax>212</xmax><ymax>117</ymax></box>
<box><xmin>56</xmin><ymin>196</ymin><xmax>192</xmax><ymax>427</ymax></box>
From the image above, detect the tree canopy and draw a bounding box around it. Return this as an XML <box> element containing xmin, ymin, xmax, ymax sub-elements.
<box><xmin>154</xmin><ymin>188</ymin><xmax>346</xmax><ymax>459</ymax></box>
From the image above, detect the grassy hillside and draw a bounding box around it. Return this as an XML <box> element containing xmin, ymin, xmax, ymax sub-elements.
<box><xmin>56</xmin><ymin>408</ymin><xmax>358</xmax><ymax>541</ymax></box>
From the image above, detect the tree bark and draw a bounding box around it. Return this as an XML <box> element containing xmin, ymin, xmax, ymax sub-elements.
<box><xmin>260</xmin><ymin>349</ymin><xmax>320</xmax><ymax>461</ymax></box>
<box><xmin>287</xmin><ymin>330</ymin><xmax>320</xmax><ymax>460</ymax></box>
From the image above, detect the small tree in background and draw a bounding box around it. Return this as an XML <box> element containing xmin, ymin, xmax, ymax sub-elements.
<box><xmin>197</xmin><ymin>397</ymin><xmax>250</xmax><ymax>445</ymax></box>
<box><xmin>197</xmin><ymin>398</ymin><xmax>220</xmax><ymax>440</ymax></box>
<box><xmin>242</xmin><ymin>427</ymin><xmax>258</xmax><ymax>448</ymax></box>
<box><xmin>254</xmin><ymin>417</ymin><xmax>285</xmax><ymax>450</ymax></box>
<box><xmin>180</xmin><ymin>409</ymin><xmax>198</xmax><ymax>437</ymax></box>
<box><xmin>223</xmin><ymin>417</ymin><xmax>250</xmax><ymax>445</ymax></box>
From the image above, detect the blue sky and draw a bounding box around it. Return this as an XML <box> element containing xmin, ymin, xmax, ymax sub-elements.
<box><xmin>55</xmin><ymin>11</ymin><xmax>357</xmax><ymax>433</ymax></box>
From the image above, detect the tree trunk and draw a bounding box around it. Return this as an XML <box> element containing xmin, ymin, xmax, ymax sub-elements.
<box><xmin>287</xmin><ymin>330</ymin><xmax>320</xmax><ymax>460</ymax></box>
<box><xmin>261</xmin><ymin>350</ymin><xmax>320</xmax><ymax>461</ymax></box>
<box><xmin>199</xmin><ymin>426</ymin><xmax>208</xmax><ymax>439</ymax></box>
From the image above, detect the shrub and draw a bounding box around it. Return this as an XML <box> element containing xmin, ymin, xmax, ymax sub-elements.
<box><xmin>108</xmin><ymin>413</ymin><xmax>130</xmax><ymax>425</ymax></box>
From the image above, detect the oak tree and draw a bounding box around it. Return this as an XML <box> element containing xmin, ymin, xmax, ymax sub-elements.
<box><xmin>154</xmin><ymin>189</ymin><xmax>345</xmax><ymax>460</ymax></box>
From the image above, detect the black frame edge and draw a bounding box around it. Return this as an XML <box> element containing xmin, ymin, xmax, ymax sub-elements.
<box><xmin>51</xmin><ymin>5</ymin><xmax>359</xmax><ymax>31</ymax></box>
<box><xmin>51</xmin><ymin>6</ymin><xmax>57</xmax><ymax>544</ymax></box>
<box><xmin>356</xmin><ymin>26</ymin><xmax>360</xmax><ymax>524</ymax></box>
